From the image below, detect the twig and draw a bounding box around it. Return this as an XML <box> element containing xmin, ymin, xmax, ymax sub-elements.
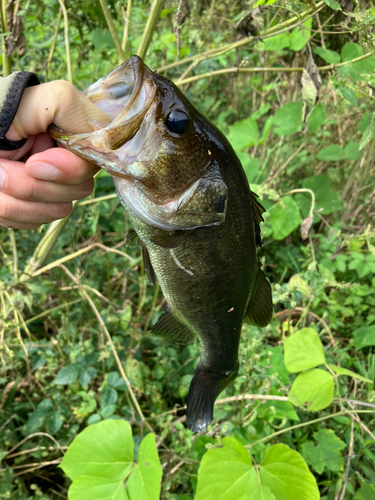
<box><xmin>5</xmin><ymin>432</ymin><xmax>65</xmax><ymax>458</ymax></box>
<box><xmin>59</xmin><ymin>264</ymin><xmax>155</xmax><ymax>434</ymax></box>
<box><xmin>337</xmin><ymin>417</ymin><xmax>355</xmax><ymax>500</ymax></box>
<box><xmin>175</xmin><ymin>52</ymin><xmax>374</xmax><ymax>86</ymax></box>
<box><xmin>159</xmin><ymin>2</ymin><xmax>325</xmax><ymax>73</ymax></box>
<box><xmin>9</xmin><ymin>229</ymin><xmax>18</xmax><ymax>279</ymax></box>
<box><xmin>98</xmin><ymin>0</ymin><xmax>125</xmax><ymax>63</ymax></box>
<box><xmin>0</xmin><ymin>0</ymin><xmax>11</xmax><ymax>76</ymax></box>
<box><xmin>56</xmin><ymin>0</ymin><xmax>72</xmax><ymax>83</ymax></box>
<box><xmin>247</xmin><ymin>410</ymin><xmax>374</xmax><ymax>449</ymax></box>
<box><xmin>137</xmin><ymin>0</ymin><xmax>166</xmax><ymax>59</ymax></box>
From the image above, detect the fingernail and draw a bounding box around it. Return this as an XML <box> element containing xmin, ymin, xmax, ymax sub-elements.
<box><xmin>0</xmin><ymin>167</ymin><xmax>5</xmax><ymax>190</ymax></box>
<box><xmin>27</xmin><ymin>162</ymin><xmax>59</xmax><ymax>181</ymax></box>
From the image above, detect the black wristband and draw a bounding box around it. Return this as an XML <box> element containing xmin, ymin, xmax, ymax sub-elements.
<box><xmin>0</xmin><ymin>71</ymin><xmax>40</xmax><ymax>151</ymax></box>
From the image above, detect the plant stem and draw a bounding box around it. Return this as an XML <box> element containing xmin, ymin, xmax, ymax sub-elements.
<box><xmin>137</xmin><ymin>0</ymin><xmax>166</xmax><ymax>59</ymax></box>
<box><xmin>46</xmin><ymin>8</ymin><xmax>62</xmax><ymax>81</ymax></box>
<box><xmin>98</xmin><ymin>0</ymin><xmax>125</xmax><ymax>63</ymax></box>
<box><xmin>56</xmin><ymin>0</ymin><xmax>72</xmax><ymax>83</ymax></box>
<box><xmin>0</xmin><ymin>0</ymin><xmax>11</xmax><ymax>76</ymax></box>
<box><xmin>121</xmin><ymin>0</ymin><xmax>132</xmax><ymax>54</ymax></box>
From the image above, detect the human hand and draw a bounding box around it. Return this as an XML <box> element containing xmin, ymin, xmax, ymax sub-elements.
<box><xmin>0</xmin><ymin>80</ymin><xmax>110</xmax><ymax>229</ymax></box>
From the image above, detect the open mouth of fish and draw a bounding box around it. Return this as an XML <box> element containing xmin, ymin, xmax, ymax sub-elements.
<box><xmin>49</xmin><ymin>55</ymin><xmax>157</xmax><ymax>176</ymax></box>
<box><xmin>49</xmin><ymin>56</ymin><xmax>227</xmax><ymax>232</ymax></box>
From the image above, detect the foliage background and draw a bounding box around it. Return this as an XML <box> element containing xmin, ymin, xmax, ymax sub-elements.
<box><xmin>0</xmin><ymin>0</ymin><xmax>374</xmax><ymax>498</ymax></box>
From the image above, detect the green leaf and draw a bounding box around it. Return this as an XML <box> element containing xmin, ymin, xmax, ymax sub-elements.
<box><xmin>339</xmin><ymin>85</ymin><xmax>358</xmax><ymax>106</ymax></box>
<box><xmin>61</xmin><ymin>420</ymin><xmax>134</xmax><ymax>481</ymax></box>
<box><xmin>268</xmin><ymin>196</ymin><xmax>302</xmax><ymax>241</ymax></box>
<box><xmin>127</xmin><ymin>433</ymin><xmax>162</xmax><ymax>500</ymax></box>
<box><xmin>289</xmin><ymin>369</ymin><xmax>334</xmax><ymax>410</ymax></box>
<box><xmin>314</xmin><ymin>47</ymin><xmax>340</xmax><ymax>65</ymax></box>
<box><xmin>68</xmin><ymin>476</ymin><xmax>129</xmax><ymax>500</ymax></box>
<box><xmin>355</xmin><ymin>482</ymin><xmax>375</xmax><ymax>500</ymax></box>
<box><xmin>87</xmin><ymin>28</ymin><xmax>115</xmax><ymax>50</ymax></box>
<box><xmin>300</xmin><ymin>429</ymin><xmax>346</xmax><ymax>474</ymax></box>
<box><xmin>101</xmin><ymin>387</ymin><xmax>118</xmax><ymax>407</ymax></box>
<box><xmin>289</xmin><ymin>19</ymin><xmax>312</xmax><ymax>52</ymax></box>
<box><xmin>344</xmin><ymin>142</ymin><xmax>360</xmax><ymax>161</ymax></box>
<box><xmin>46</xmin><ymin>410</ymin><xmax>63</xmax><ymax>434</ymax></box>
<box><xmin>196</xmin><ymin>440</ymin><xmax>319</xmax><ymax>500</ymax></box>
<box><xmin>227</xmin><ymin>118</ymin><xmax>259</xmax><ymax>152</ymax></box>
<box><xmin>307</xmin><ymin>103</ymin><xmax>326</xmax><ymax>132</ymax></box>
<box><xmin>54</xmin><ymin>365</ymin><xmax>79</xmax><ymax>385</ymax></box>
<box><xmin>262</xmin><ymin>33</ymin><xmax>290</xmax><ymax>51</ymax></box>
<box><xmin>273</xmin><ymin>101</ymin><xmax>303</xmax><ymax>136</ymax></box>
<box><xmin>316</xmin><ymin>145</ymin><xmax>344</xmax><ymax>162</ymax></box>
<box><xmin>260</xmin><ymin>444</ymin><xmax>319</xmax><ymax>500</ymax></box>
<box><xmin>323</xmin><ymin>0</ymin><xmax>341</xmax><ymax>10</ymax></box>
<box><xmin>248</xmin><ymin>485</ymin><xmax>275</xmax><ymax>500</ymax></box>
<box><xmin>25</xmin><ymin>408</ymin><xmax>49</xmax><ymax>434</ymax></box>
<box><xmin>328</xmin><ymin>364</ymin><xmax>373</xmax><ymax>384</ymax></box>
<box><xmin>353</xmin><ymin>325</ymin><xmax>375</xmax><ymax>349</ymax></box>
<box><xmin>341</xmin><ymin>43</ymin><xmax>362</xmax><ymax>63</ymax></box>
<box><xmin>283</xmin><ymin>328</ymin><xmax>325</xmax><ymax>373</ymax></box>
<box><xmin>295</xmin><ymin>174</ymin><xmax>343</xmax><ymax>223</ymax></box>
<box><xmin>195</xmin><ymin>436</ymin><xmax>255</xmax><ymax>500</ymax></box>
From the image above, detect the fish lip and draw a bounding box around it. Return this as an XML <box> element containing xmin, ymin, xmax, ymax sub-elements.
<box><xmin>49</xmin><ymin>55</ymin><xmax>156</xmax><ymax>165</ymax></box>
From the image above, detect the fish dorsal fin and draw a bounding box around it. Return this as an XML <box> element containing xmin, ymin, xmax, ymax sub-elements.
<box><xmin>152</xmin><ymin>306</ymin><xmax>195</xmax><ymax>344</ymax></box>
<box><xmin>251</xmin><ymin>191</ymin><xmax>265</xmax><ymax>247</ymax></box>
<box><xmin>245</xmin><ymin>269</ymin><xmax>273</xmax><ymax>327</ymax></box>
<box><xmin>126</xmin><ymin>229</ymin><xmax>140</xmax><ymax>248</ymax></box>
<box><xmin>141</xmin><ymin>243</ymin><xmax>157</xmax><ymax>286</ymax></box>
<box><xmin>150</xmin><ymin>231</ymin><xmax>184</xmax><ymax>249</ymax></box>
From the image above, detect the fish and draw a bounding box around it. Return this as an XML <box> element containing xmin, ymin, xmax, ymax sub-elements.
<box><xmin>49</xmin><ymin>55</ymin><xmax>273</xmax><ymax>432</ymax></box>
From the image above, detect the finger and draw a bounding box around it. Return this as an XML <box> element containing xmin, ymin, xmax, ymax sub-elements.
<box><xmin>0</xmin><ymin>219</ymin><xmax>40</xmax><ymax>230</ymax></box>
<box><xmin>0</xmin><ymin>158</ymin><xmax>94</xmax><ymax>202</ymax></box>
<box><xmin>0</xmin><ymin>191</ymin><xmax>72</xmax><ymax>224</ymax></box>
<box><xmin>12</xmin><ymin>80</ymin><xmax>111</xmax><ymax>139</ymax></box>
<box><xmin>0</xmin><ymin>136</ymin><xmax>35</xmax><ymax>161</ymax></box>
<box><xmin>25</xmin><ymin>147</ymin><xmax>100</xmax><ymax>184</ymax></box>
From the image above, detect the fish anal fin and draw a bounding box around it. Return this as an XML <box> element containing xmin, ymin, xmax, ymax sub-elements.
<box><xmin>126</xmin><ymin>229</ymin><xmax>140</xmax><ymax>248</ymax></box>
<box><xmin>245</xmin><ymin>269</ymin><xmax>273</xmax><ymax>327</ymax></box>
<box><xmin>150</xmin><ymin>230</ymin><xmax>184</xmax><ymax>249</ymax></box>
<box><xmin>251</xmin><ymin>191</ymin><xmax>265</xmax><ymax>247</ymax></box>
<box><xmin>141</xmin><ymin>243</ymin><xmax>157</xmax><ymax>286</ymax></box>
<box><xmin>152</xmin><ymin>306</ymin><xmax>195</xmax><ymax>344</ymax></box>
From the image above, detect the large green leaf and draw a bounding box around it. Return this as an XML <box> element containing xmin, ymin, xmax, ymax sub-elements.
<box><xmin>273</xmin><ymin>102</ymin><xmax>303</xmax><ymax>136</ymax></box>
<box><xmin>353</xmin><ymin>325</ymin><xmax>375</xmax><ymax>349</ymax></box>
<box><xmin>262</xmin><ymin>33</ymin><xmax>290</xmax><ymax>51</ymax></box>
<box><xmin>307</xmin><ymin>103</ymin><xmax>326</xmax><ymax>132</ymax></box>
<box><xmin>259</xmin><ymin>444</ymin><xmax>319</xmax><ymax>500</ymax></box>
<box><xmin>289</xmin><ymin>19</ymin><xmax>312</xmax><ymax>52</ymax></box>
<box><xmin>268</xmin><ymin>196</ymin><xmax>302</xmax><ymax>241</ymax></box>
<box><xmin>300</xmin><ymin>429</ymin><xmax>346</xmax><ymax>474</ymax></box>
<box><xmin>68</xmin><ymin>477</ymin><xmax>129</xmax><ymax>500</ymax></box>
<box><xmin>227</xmin><ymin>118</ymin><xmax>258</xmax><ymax>152</ymax></box>
<box><xmin>195</xmin><ymin>440</ymin><xmax>319</xmax><ymax>500</ymax></box>
<box><xmin>314</xmin><ymin>47</ymin><xmax>340</xmax><ymax>64</ymax></box>
<box><xmin>355</xmin><ymin>483</ymin><xmax>375</xmax><ymax>500</ymax></box>
<box><xmin>316</xmin><ymin>145</ymin><xmax>344</xmax><ymax>162</ymax></box>
<box><xmin>195</xmin><ymin>437</ymin><xmax>255</xmax><ymax>500</ymax></box>
<box><xmin>127</xmin><ymin>433</ymin><xmax>162</xmax><ymax>500</ymax></box>
<box><xmin>289</xmin><ymin>369</ymin><xmax>334</xmax><ymax>410</ymax></box>
<box><xmin>283</xmin><ymin>328</ymin><xmax>325</xmax><ymax>373</ymax></box>
<box><xmin>61</xmin><ymin>420</ymin><xmax>134</xmax><ymax>481</ymax></box>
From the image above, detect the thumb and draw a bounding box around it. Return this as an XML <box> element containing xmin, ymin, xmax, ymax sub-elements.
<box><xmin>12</xmin><ymin>80</ymin><xmax>111</xmax><ymax>139</ymax></box>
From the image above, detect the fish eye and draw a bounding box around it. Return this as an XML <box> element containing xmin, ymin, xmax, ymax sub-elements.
<box><xmin>165</xmin><ymin>109</ymin><xmax>190</xmax><ymax>135</ymax></box>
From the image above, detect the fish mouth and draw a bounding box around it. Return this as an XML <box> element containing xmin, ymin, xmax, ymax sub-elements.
<box><xmin>49</xmin><ymin>55</ymin><xmax>156</xmax><ymax>173</ymax></box>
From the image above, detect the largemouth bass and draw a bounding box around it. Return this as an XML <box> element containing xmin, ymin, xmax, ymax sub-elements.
<box><xmin>50</xmin><ymin>56</ymin><xmax>273</xmax><ymax>432</ymax></box>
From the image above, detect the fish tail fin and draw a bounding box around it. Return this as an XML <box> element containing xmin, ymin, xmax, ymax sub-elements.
<box><xmin>186</xmin><ymin>365</ymin><xmax>237</xmax><ymax>432</ymax></box>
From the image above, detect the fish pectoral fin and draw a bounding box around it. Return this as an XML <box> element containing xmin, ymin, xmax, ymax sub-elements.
<box><xmin>150</xmin><ymin>230</ymin><xmax>184</xmax><ymax>249</ymax></box>
<box><xmin>151</xmin><ymin>306</ymin><xmax>195</xmax><ymax>344</ymax></box>
<box><xmin>125</xmin><ymin>229</ymin><xmax>140</xmax><ymax>247</ymax></box>
<box><xmin>245</xmin><ymin>269</ymin><xmax>273</xmax><ymax>327</ymax></box>
<box><xmin>251</xmin><ymin>191</ymin><xmax>266</xmax><ymax>247</ymax></box>
<box><xmin>141</xmin><ymin>243</ymin><xmax>157</xmax><ymax>286</ymax></box>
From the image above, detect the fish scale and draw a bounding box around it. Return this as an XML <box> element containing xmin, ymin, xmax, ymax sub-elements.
<box><xmin>49</xmin><ymin>55</ymin><xmax>273</xmax><ymax>432</ymax></box>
